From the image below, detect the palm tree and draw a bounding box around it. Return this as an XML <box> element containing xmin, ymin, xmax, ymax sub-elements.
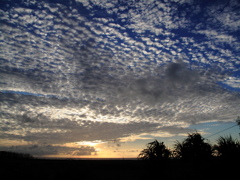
<box><xmin>138</xmin><ymin>140</ymin><xmax>171</xmax><ymax>161</ymax></box>
<box><xmin>214</xmin><ymin>135</ymin><xmax>240</xmax><ymax>159</ymax></box>
<box><xmin>174</xmin><ymin>132</ymin><xmax>212</xmax><ymax>161</ymax></box>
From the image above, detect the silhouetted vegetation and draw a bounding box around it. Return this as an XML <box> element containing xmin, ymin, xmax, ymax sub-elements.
<box><xmin>136</xmin><ymin>130</ymin><xmax>239</xmax><ymax>179</ymax></box>
<box><xmin>173</xmin><ymin>132</ymin><xmax>212</xmax><ymax>161</ymax></box>
<box><xmin>0</xmin><ymin>151</ymin><xmax>33</xmax><ymax>160</ymax></box>
<box><xmin>214</xmin><ymin>135</ymin><xmax>240</xmax><ymax>160</ymax></box>
<box><xmin>138</xmin><ymin>140</ymin><xmax>171</xmax><ymax>161</ymax></box>
<box><xmin>139</xmin><ymin>124</ymin><xmax>240</xmax><ymax>163</ymax></box>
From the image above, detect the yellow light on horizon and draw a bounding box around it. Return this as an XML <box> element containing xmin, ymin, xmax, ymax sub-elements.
<box><xmin>76</xmin><ymin>140</ymin><xmax>104</xmax><ymax>147</ymax></box>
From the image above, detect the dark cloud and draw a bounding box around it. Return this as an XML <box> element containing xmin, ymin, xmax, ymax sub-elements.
<box><xmin>166</xmin><ymin>62</ymin><xmax>200</xmax><ymax>84</ymax></box>
<box><xmin>16</xmin><ymin>120</ymin><xmax>160</xmax><ymax>144</ymax></box>
<box><xmin>0</xmin><ymin>144</ymin><xmax>96</xmax><ymax>157</ymax></box>
<box><xmin>66</xmin><ymin>146</ymin><xmax>96</xmax><ymax>156</ymax></box>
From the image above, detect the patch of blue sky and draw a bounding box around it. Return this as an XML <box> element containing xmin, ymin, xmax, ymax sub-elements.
<box><xmin>189</xmin><ymin>121</ymin><xmax>239</xmax><ymax>140</ymax></box>
<box><xmin>0</xmin><ymin>90</ymin><xmax>61</xmax><ymax>99</ymax></box>
<box><xmin>217</xmin><ymin>81</ymin><xmax>240</xmax><ymax>92</ymax></box>
<box><xmin>1</xmin><ymin>90</ymin><xmax>42</xmax><ymax>96</ymax></box>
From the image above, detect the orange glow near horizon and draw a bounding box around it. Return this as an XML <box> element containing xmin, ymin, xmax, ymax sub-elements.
<box><xmin>36</xmin><ymin>141</ymin><xmax>140</xmax><ymax>159</ymax></box>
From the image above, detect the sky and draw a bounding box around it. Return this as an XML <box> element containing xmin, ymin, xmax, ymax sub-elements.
<box><xmin>0</xmin><ymin>0</ymin><xmax>240</xmax><ymax>159</ymax></box>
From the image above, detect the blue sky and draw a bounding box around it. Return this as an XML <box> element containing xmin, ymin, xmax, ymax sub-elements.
<box><xmin>0</xmin><ymin>0</ymin><xmax>240</xmax><ymax>158</ymax></box>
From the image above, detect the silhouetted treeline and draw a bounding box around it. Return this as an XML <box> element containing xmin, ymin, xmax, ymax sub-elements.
<box><xmin>138</xmin><ymin>140</ymin><xmax>171</xmax><ymax>161</ymax></box>
<box><xmin>0</xmin><ymin>151</ymin><xmax>34</xmax><ymax>160</ymax></box>
<box><xmin>138</xmin><ymin>132</ymin><xmax>240</xmax><ymax>162</ymax></box>
<box><xmin>214</xmin><ymin>135</ymin><xmax>240</xmax><ymax>160</ymax></box>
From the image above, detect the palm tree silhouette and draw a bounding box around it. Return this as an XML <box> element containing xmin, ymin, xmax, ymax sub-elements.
<box><xmin>214</xmin><ymin>135</ymin><xmax>240</xmax><ymax>159</ymax></box>
<box><xmin>174</xmin><ymin>132</ymin><xmax>212</xmax><ymax>161</ymax></box>
<box><xmin>138</xmin><ymin>140</ymin><xmax>171</xmax><ymax>161</ymax></box>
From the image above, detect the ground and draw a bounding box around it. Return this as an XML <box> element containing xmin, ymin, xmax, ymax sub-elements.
<box><xmin>1</xmin><ymin>158</ymin><xmax>237</xmax><ymax>180</ymax></box>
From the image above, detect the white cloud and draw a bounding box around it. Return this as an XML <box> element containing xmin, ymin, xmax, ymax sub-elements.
<box><xmin>76</xmin><ymin>0</ymin><xmax>90</xmax><ymax>7</ymax></box>
<box><xmin>206</xmin><ymin>0</ymin><xmax>240</xmax><ymax>31</ymax></box>
<box><xmin>221</xmin><ymin>77</ymin><xmax>240</xmax><ymax>89</ymax></box>
<box><xmin>195</xmin><ymin>30</ymin><xmax>237</xmax><ymax>45</ymax></box>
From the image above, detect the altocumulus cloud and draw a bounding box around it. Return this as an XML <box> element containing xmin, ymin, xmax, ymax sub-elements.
<box><xmin>0</xmin><ymin>0</ymin><xmax>240</xmax><ymax>156</ymax></box>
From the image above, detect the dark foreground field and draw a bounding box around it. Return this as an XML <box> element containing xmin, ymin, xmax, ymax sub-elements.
<box><xmin>1</xmin><ymin>158</ymin><xmax>237</xmax><ymax>180</ymax></box>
